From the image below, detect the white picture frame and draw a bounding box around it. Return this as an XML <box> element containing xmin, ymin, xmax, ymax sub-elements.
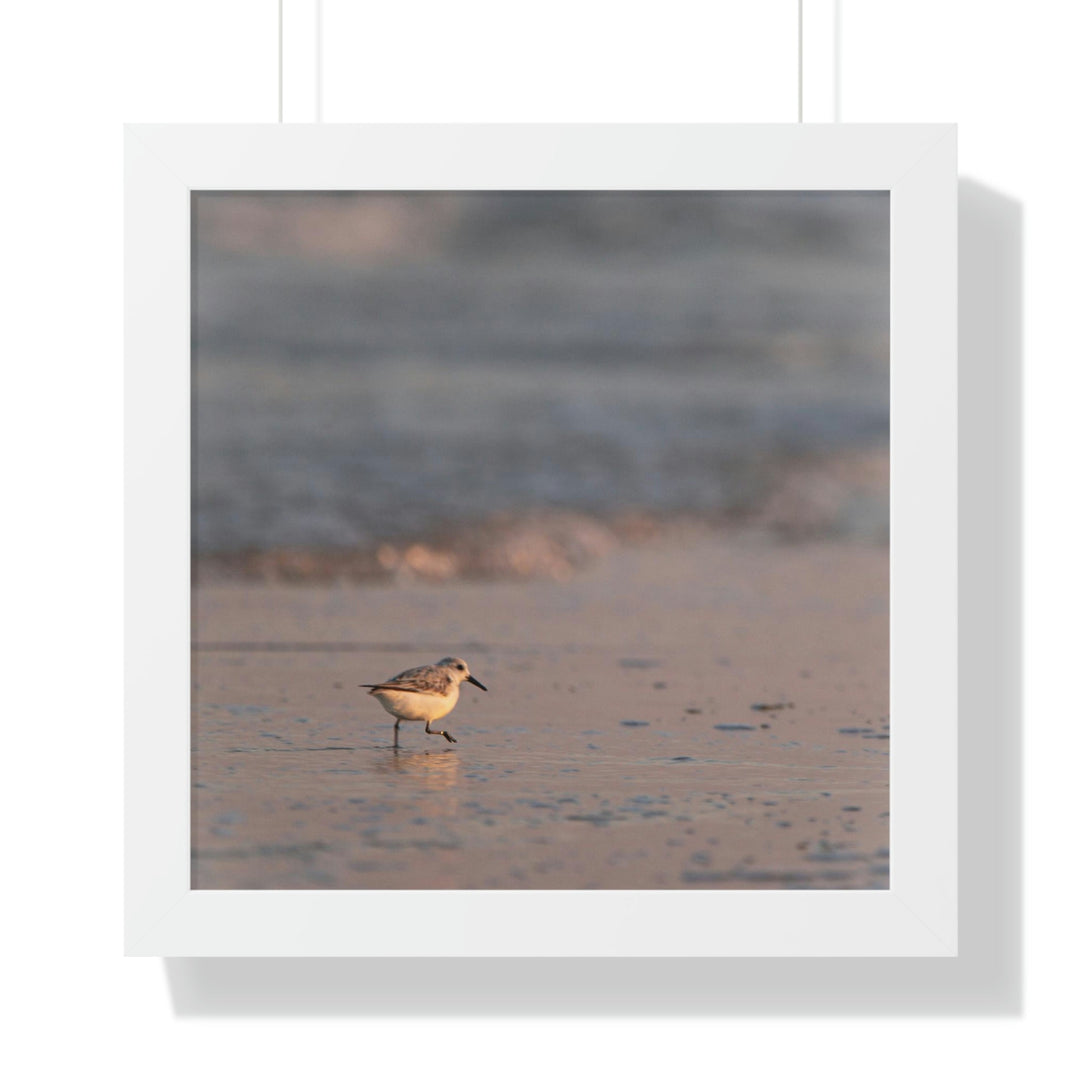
<box><xmin>126</xmin><ymin>124</ymin><xmax>956</xmax><ymax>957</ymax></box>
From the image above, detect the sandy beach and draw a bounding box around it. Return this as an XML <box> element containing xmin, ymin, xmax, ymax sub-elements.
<box><xmin>190</xmin><ymin>193</ymin><xmax>890</xmax><ymax>890</ymax></box>
<box><xmin>192</xmin><ymin>535</ymin><xmax>889</xmax><ymax>890</ymax></box>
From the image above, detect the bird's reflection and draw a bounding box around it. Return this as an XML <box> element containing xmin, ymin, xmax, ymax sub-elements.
<box><xmin>375</xmin><ymin>748</ymin><xmax>461</xmax><ymax>790</ymax></box>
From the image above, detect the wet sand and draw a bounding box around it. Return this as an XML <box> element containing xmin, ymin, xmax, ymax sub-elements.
<box><xmin>192</xmin><ymin>537</ymin><xmax>889</xmax><ymax>889</ymax></box>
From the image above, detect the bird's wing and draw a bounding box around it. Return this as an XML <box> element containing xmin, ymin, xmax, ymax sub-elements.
<box><xmin>362</xmin><ymin>664</ymin><xmax>452</xmax><ymax>694</ymax></box>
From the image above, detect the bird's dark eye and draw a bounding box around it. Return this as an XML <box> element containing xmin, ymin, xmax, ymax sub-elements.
<box><xmin>456</xmin><ymin>664</ymin><xmax>464</xmax><ymax>671</ymax></box>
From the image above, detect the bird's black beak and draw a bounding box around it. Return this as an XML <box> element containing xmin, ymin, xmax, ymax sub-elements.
<box><xmin>466</xmin><ymin>674</ymin><xmax>488</xmax><ymax>691</ymax></box>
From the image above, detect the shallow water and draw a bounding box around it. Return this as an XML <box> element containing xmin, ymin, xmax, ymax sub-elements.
<box><xmin>192</xmin><ymin>723</ymin><xmax>889</xmax><ymax>890</ymax></box>
<box><xmin>191</xmin><ymin>539</ymin><xmax>890</xmax><ymax>889</ymax></box>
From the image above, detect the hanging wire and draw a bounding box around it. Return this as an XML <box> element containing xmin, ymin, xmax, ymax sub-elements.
<box><xmin>277</xmin><ymin>0</ymin><xmax>284</xmax><ymax>122</ymax></box>
<box><xmin>798</xmin><ymin>0</ymin><xmax>804</xmax><ymax>122</ymax></box>
<box><xmin>834</xmin><ymin>0</ymin><xmax>842</xmax><ymax>121</ymax></box>
<box><xmin>277</xmin><ymin>2</ymin><xmax>322</xmax><ymax>122</ymax></box>
<box><xmin>315</xmin><ymin>0</ymin><xmax>323</xmax><ymax>122</ymax></box>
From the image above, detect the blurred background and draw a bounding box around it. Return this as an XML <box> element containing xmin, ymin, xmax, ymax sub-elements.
<box><xmin>193</xmin><ymin>191</ymin><xmax>888</xmax><ymax>583</ymax></box>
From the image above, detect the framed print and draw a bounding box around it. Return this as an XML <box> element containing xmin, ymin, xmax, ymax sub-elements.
<box><xmin>125</xmin><ymin>124</ymin><xmax>956</xmax><ymax>956</ymax></box>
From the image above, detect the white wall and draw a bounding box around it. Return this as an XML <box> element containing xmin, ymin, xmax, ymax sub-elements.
<box><xmin>5</xmin><ymin>1</ymin><xmax>1074</xmax><ymax>1075</ymax></box>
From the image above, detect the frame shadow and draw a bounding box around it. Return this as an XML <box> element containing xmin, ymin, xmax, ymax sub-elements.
<box><xmin>165</xmin><ymin>179</ymin><xmax>1022</xmax><ymax>1016</ymax></box>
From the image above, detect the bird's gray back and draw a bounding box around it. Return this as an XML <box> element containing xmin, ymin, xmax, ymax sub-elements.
<box><xmin>379</xmin><ymin>663</ymin><xmax>453</xmax><ymax>695</ymax></box>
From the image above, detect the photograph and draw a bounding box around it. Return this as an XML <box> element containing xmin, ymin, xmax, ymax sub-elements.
<box><xmin>191</xmin><ymin>189</ymin><xmax>890</xmax><ymax>890</ymax></box>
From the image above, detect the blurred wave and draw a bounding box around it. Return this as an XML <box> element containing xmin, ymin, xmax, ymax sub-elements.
<box><xmin>193</xmin><ymin>192</ymin><xmax>888</xmax><ymax>574</ymax></box>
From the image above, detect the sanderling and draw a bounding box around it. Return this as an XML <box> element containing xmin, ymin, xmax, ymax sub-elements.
<box><xmin>360</xmin><ymin>657</ymin><xmax>487</xmax><ymax>747</ymax></box>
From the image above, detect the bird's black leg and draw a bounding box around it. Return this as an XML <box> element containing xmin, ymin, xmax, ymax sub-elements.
<box><xmin>425</xmin><ymin>721</ymin><xmax>457</xmax><ymax>744</ymax></box>
<box><xmin>393</xmin><ymin>718</ymin><xmax>401</xmax><ymax>748</ymax></box>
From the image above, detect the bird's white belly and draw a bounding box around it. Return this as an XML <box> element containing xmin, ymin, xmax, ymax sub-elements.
<box><xmin>373</xmin><ymin>686</ymin><xmax>458</xmax><ymax>722</ymax></box>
